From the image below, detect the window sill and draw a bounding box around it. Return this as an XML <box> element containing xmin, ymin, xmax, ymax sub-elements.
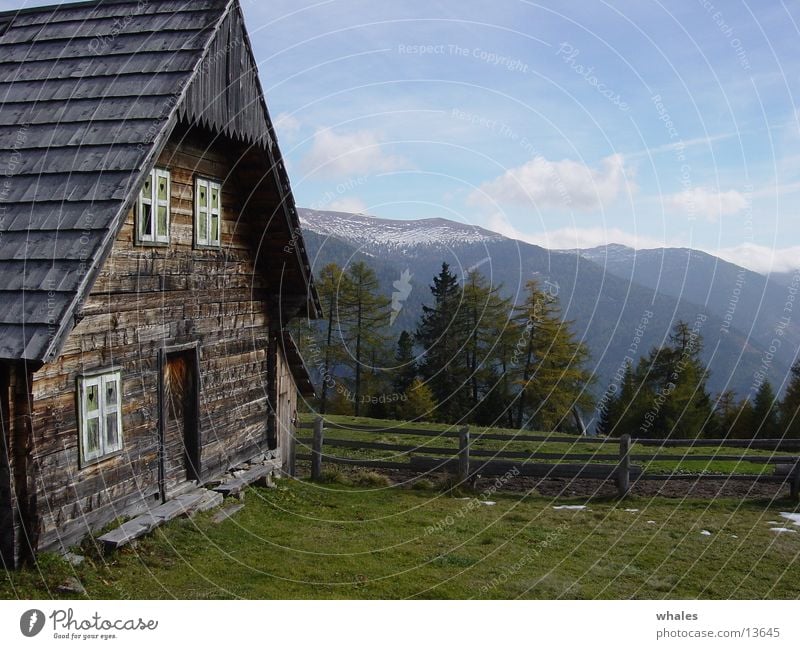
<box><xmin>79</xmin><ymin>449</ymin><xmax>124</xmax><ymax>470</ymax></box>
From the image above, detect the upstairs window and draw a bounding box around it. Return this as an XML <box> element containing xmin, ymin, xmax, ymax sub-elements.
<box><xmin>136</xmin><ymin>167</ymin><xmax>170</xmax><ymax>244</ymax></box>
<box><xmin>78</xmin><ymin>371</ymin><xmax>123</xmax><ymax>465</ymax></box>
<box><xmin>195</xmin><ymin>177</ymin><xmax>222</xmax><ymax>247</ymax></box>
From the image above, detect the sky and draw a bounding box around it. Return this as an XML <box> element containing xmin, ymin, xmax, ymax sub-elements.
<box><xmin>4</xmin><ymin>0</ymin><xmax>800</xmax><ymax>273</ymax></box>
<box><xmin>235</xmin><ymin>0</ymin><xmax>800</xmax><ymax>274</ymax></box>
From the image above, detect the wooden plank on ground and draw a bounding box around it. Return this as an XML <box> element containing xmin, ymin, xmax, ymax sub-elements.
<box><xmin>213</xmin><ymin>464</ymin><xmax>273</xmax><ymax>497</ymax></box>
<box><xmin>98</xmin><ymin>489</ymin><xmax>208</xmax><ymax>550</ymax></box>
<box><xmin>211</xmin><ymin>503</ymin><xmax>244</xmax><ymax>524</ymax></box>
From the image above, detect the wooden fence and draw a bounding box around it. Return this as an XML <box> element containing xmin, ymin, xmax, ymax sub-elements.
<box><xmin>296</xmin><ymin>418</ymin><xmax>800</xmax><ymax>500</ymax></box>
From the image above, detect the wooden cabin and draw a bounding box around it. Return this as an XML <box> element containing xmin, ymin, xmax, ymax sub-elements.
<box><xmin>0</xmin><ymin>0</ymin><xmax>319</xmax><ymax>567</ymax></box>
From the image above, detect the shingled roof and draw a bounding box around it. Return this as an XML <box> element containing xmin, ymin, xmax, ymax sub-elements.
<box><xmin>0</xmin><ymin>0</ymin><xmax>320</xmax><ymax>363</ymax></box>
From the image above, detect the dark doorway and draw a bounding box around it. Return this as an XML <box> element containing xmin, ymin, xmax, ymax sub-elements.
<box><xmin>162</xmin><ymin>349</ymin><xmax>201</xmax><ymax>488</ymax></box>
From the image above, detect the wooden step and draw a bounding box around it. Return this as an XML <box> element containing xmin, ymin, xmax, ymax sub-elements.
<box><xmin>97</xmin><ymin>489</ymin><xmax>211</xmax><ymax>550</ymax></box>
<box><xmin>212</xmin><ymin>464</ymin><xmax>274</xmax><ymax>497</ymax></box>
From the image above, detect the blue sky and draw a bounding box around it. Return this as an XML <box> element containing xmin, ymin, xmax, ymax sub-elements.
<box><xmin>238</xmin><ymin>0</ymin><xmax>800</xmax><ymax>273</ymax></box>
<box><xmin>4</xmin><ymin>0</ymin><xmax>799</xmax><ymax>272</ymax></box>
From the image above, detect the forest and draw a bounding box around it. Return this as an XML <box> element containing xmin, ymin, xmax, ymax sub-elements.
<box><xmin>293</xmin><ymin>260</ymin><xmax>800</xmax><ymax>440</ymax></box>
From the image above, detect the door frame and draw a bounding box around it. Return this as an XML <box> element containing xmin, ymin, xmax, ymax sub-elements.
<box><xmin>158</xmin><ymin>342</ymin><xmax>202</xmax><ymax>499</ymax></box>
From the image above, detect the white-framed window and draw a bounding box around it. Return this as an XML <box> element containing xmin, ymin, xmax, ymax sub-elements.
<box><xmin>194</xmin><ymin>176</ymin><xmax>222</xmax><ymax>247</ymax></box>
<box><xmin>78</xmin><ymin>370</ymin><xmax>123</xmax><ymax>465</ymax></box>
<box><xmin>136</xmin><ymin>167</ymin><xmax>170</xmax><ymax>244</ymax></box>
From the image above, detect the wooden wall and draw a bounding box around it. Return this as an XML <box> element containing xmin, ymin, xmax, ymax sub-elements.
<box><xmin>276</xmin><ymin>348</ymin><xmax>299</xmax><ymax>476</ymax></box>
<box><xmin>28</xmin><ymin>127</ymin><xmax>286</xmax><ymax>552</ymax></box>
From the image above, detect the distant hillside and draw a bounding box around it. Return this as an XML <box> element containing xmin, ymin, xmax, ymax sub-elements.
<box><xmin>299</xmin><ymin>209</ymin><xmax>794</xmax><ymax>402</ymax></box>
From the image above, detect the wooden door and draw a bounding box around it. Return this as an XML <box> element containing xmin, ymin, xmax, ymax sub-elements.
<box><xmin>162</xmin><ymin>350</ymin><xmax>200</xmax><ymax>489</ymax></box>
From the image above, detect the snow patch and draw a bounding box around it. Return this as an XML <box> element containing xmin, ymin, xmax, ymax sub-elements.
<box><xmin>700</xmin><ymin>530</ymin><xmax>712</xmax><ymax>536</ymax></box>
<box><xmin>779</xmin><ymin>512</ymin><xmax>800</xmax><ymax>526</ymax></box>
<box><xmin>553</xmin><ymin>505</ymin><xmax>588</xmax><ymax>510</ymax></box>
<box><xmin>624</xmin><ymin>508</ymin><xmax>639</xmax><ymax>513</ymax></box>
<box><xmin>481</xmin><ymin>501</ymin><xmax>496</xmax><ymax>506</ymax></box>
<box><xmin>299</xmin><ymin>209</ymin><xmax>505</xmax><ymax>254</ymax></box>
<box><xmin>770</xmin><ymin>527</ymin><xmax>797</xmax><ymax>534</ymax></box>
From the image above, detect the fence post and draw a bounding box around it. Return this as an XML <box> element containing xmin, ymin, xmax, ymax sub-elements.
<box><xmin>791</xmin><ymin>460</ymin><xmax>800</xmax><ymax>501</ymax></box>
<box><xmin>616</xmin><ymin>434</ymin><xmax>631</xmax><ymax>498</ymax></box>
<box><xmin>458</xmin><ymin>426</ymin><xmax>470</xmax><ymax>484</ymax></box>
<box><xmin>311</xmin><ymin>417</ymin><xmax>324</xmax><ymax>481</ymax></box>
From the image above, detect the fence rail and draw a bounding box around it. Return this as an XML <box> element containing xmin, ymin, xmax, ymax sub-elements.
<box><xmin>296</xmin><ymin>420</ymin><xmax>800</xmax><ymax>451</ymax></box>
<box><xmin>297</xmin><ymin>417</ymin><xmax>800</xmax><ymax>500</ymax></box>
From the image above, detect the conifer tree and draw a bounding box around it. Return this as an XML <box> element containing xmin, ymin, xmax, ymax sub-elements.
<box><xmin>460</xmin><ymin>269</ymin><xmax>514</xmax><ymax>420</ymax></box>
<box><xmin>632</xmin><ymin>321</ymin><xmax>713</xmax><ymax>439</ymax></box>
<box><xmin>752</xmin><ymin>380</ymin><xmax>780</xmax><ymax>439</ymax></box>
<box><xmin>511</xmin><ymin>279</ymin><xmax>594</xmax><ymax>431</ymax></box>
<box><xmin>779</xmin><ymin>362</ymin><xmax>800</xmax><ymax>439</ymax></box>
<box><xmin>398</xmin><ymin>378</ymin><xmax>438</xmax><ymax>421</ymax></box>
<box><xmin>416</xmin><ymin>263</ymin><xmax>469</xmax><ymax>422</ymax></box>
<box><xmin>338</xmin><ymin>261</ymin><xmax>391</xmax><ymax>416</ymax></box>
<box><xmin>313</xmin><ymin>263</ymin><xmax>351</xmax><ymax>414</ymax></box>
<box><xmin>392</xmin><ymin>331</ymin><xmax>417</xmax><ymax>397</ymax></box>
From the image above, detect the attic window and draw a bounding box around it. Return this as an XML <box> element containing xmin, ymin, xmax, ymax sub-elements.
<box><xmin>194</xmin><ymin>177</ymin><xmax>222</xmax><ymax>247</ymax></box>
<box><xmin>136</xmin><ymin>167</ymin><xmax>170</xmax><ymax>245</ymax></box>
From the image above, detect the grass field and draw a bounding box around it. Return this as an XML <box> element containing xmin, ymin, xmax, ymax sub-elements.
<box><xmin>2</xmin><ymin>478</ymin><xmax>799</xmax><ymax>599</ymax></box>
<box><xmin>301</xmin><ymin>414</ymin><xmax>785</xmax><ymax>477</ymax></box>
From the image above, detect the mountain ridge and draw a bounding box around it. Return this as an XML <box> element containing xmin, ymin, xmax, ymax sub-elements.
<box><xmin>297</xmin><ymin>208</ymin><xmax>795</xmax><ymax>400</ymax></box>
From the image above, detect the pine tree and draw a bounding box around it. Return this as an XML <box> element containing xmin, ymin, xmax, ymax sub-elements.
<box><xmin>416</xmin><ymin>263</ymin><xmax>469</xmax><ymax>422</ymax></box>
<box><xmin>779</xmin><ymin>362</ymin><xmax>800</xmax><ymax>439</ymax></box>
<box><xmin>338</xmin><ymin>261</ymin><xmax>391</xmax><ymax>416</ymax></box>
<box><xmin>752</xmin><ymin>380</ymin><xmax>780</xmax><ymax>438</ymax></box>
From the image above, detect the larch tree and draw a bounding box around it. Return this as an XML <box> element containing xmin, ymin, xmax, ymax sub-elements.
<box><xmin>339</xmin><ymin>261</ymin><xmax>391</xmax><ymax>416</ymax></box>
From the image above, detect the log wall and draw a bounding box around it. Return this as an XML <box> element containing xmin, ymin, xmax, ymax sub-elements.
<box><xmin>28</xmin><ymin>128</ymin><xmax>288</xmax><ymax>551</ymax></box>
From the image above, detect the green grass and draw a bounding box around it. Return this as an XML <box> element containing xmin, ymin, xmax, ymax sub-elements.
<box><xmin>300</xmin><ymin>414</ymin><xmax>782</xmax><ymax>477</ymax></box>
<box><xmin>3</xmin><ymin>479</ymin><xmax>799</xmax><ymax>599</ymax></box>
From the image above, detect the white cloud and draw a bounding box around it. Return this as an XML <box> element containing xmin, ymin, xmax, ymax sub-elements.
<box><xmin>274</xmin><ymin>112</ymin><xmax>301</xmax><ymax>139</ymax></box>
<box><xmin>485</xmin><ymin>213</ymin><xmax>669</xmax><ymax>250</ymax></box>
<box><xmin>485</xmin><ymin>213</ymin><xmax>800</xmax><ymax>275</ymax></box>
<box><xmin>327</xmin><ymin>197</ymin><xmax>367</xmax><ymax>213</ymax></box>
<box><xmin>708</xmin><ymin>243</ymin><xmax>800</xmax><ymax>274</ymax></box>
<box><xmin>469</xmin><ymin>154</ymin><xmax>632</xmax><ymax>212</ymax></box>
<box><xmin>302</xmin><ymin>128</ymin><xmax>407</xmax><ymax>176</ymax></box>
<box><xmin>665</xmin><ymin>187</ymin><xmax>748</xmax><ymax>222</ymax></box>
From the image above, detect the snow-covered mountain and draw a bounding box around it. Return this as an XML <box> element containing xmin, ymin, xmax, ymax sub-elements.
<box><xmin>299</xmin><ymin>209</ymin><xmax>505</xmax><ymax>255</ymax></box>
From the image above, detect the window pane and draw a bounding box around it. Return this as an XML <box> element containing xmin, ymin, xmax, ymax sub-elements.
<box><xmin>157</xmin><ymin>205</ymin><xmax>168</xmax><ymax>238</ymax></box>
<box><xmin>140</xmin><ymin>203</ymin><xmax>153</xmax><ymax>237</ymax></box>
<box><xmin>142</xmin><ymin>176</ymin><xmax>151</xmax><ymax>198</ymax></box>
<box><xmin>211</xmin><ymin>186</ymin><xmax>219</xmax><ymax>210</ymax></box>
<box><xmin>199</xmin><ymin>184</ymin><xmax>207</xmax><ymax>208</ymax></box>
<box><xmin>86</xmin><ymin>417</ymin><xmax>100</xmax><ymax>454</ymax></box>
<box><xmin>157</xmin><ymin>175</ymin><xmax>168</xmax><ymax>201</ymax></box>
<box><xmin>105</xmin><ymin>379</ymin><xmax>118</xmax><ymax>408</ymax></box>
<box><xmin>86</xmin><ymin>384</ymin><xmax>99</xmax><ymax>413</ymax></box>
<box><xmin>105</xmin><ymin>414</ymin><xmax>119</xmax><ymax>450</ymax></box>
<box><xmin>198</xmin><ymin>210</ymin><xmax>207</xmax><ymax>240</ymax></box>
<box><xmin>211</xmin><ymin>213</ymin><xmax>219</xmax><ymax>243</ymax></box>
